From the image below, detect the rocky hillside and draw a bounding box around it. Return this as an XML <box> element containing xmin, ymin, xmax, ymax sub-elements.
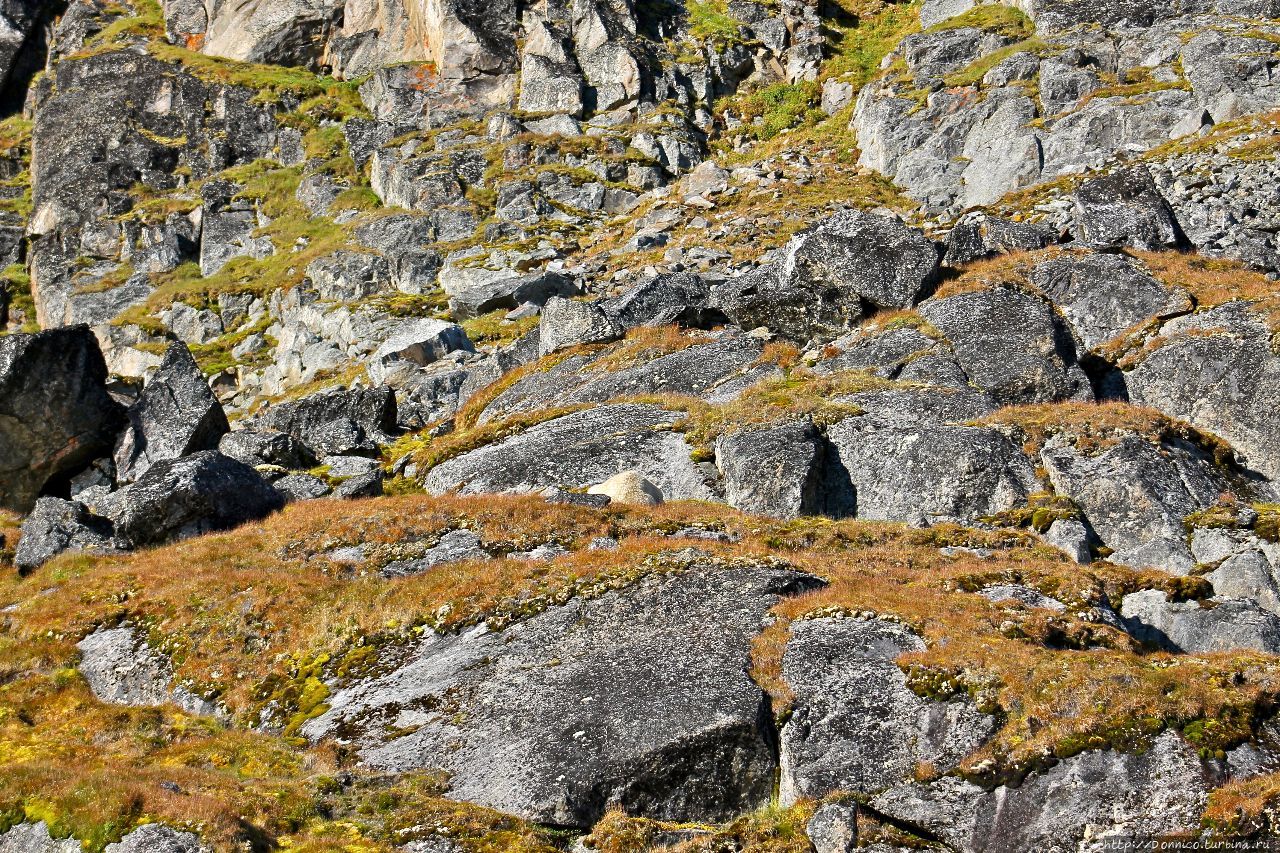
<box><xmin>3</xmin><ymin>0</ymin><xmax>1280</xmax><ymax>849</ymax></box>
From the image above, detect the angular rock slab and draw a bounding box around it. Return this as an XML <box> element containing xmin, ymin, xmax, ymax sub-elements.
<box><xmin>15</xmin><ymin>497</ymin><xmax>122</xmax><ymax>573</ymax></box>
<box><xmin>77</xmin><ymin>626</ymin><xmax>219</xmax><ymax>716</ymax></box>
<box><xmin>114</xmin><ymin>342</ymin><xmax>230</xmax><ymax>485</ymax></box>
<box><xmin>870</xmin><ymin>731</ymin><xmax>1207</xmax><ymax>852</ymax></box>
<box><xmin>304</xmin><ymin>562</ymin><xmax>824</xmax><ymax>827</ymax></box>
<box><xmin>423</xmin><ymin>404</ymin><xmax>717</xmax><ymax>501</ymax></box>
<box><xmin>779</xmin><ymin>617</ymin><xmax>995</xmax><ymax>804</ymax></box>
<box><xmin>0</xmin><ymin>327</ymin><xmax>123</xmax><ymax>512</ymax></box>
<box><xmin>826</xmin><ymin>418</ymin><xmax>1039</xmax><ymax>525</ymax></box>
<box><xmin>1121</xmin><ymin>589</ymin><xmax>1280</xmax><ymax>654</ymax></box>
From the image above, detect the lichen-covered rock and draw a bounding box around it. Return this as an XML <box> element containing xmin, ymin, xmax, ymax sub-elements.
<box><xmin>1121</xmin><ymin>589</ymin><xmax>1280</xmax><ymax>654</ymax></box>
<box><xmin>716</xmin><ymin>420</ymin><xmax>845</xmax><ymax>519</ymax></box>
<box><xmin>253</xmin><ymin>387</ymin><xmax>399</xmax><ymax>458</ymax></box>
<box><xmin>365</xmin><ymin>319</ymin><xmax>475</xmax><ymax>385</ymax></box>
<box><xmin>218</xmin><ymin>428</ymin><xmax>317</xmax><ymax>470</ymax></box>
<box><xmin>1074</xmin><ymin>167</ymin><xmax>1183</xmax><ymax>251</ymax></box>
<box><xmin>1030</xmin><ymin>251</ymin><xmax>1190</xmax><ymax>351</ymax></box>
<box><xmin>943</xmin><ymin>216</ymin><xmax>1055</xmax><ymax>267</ymax></box>
<box><xmin>538</xmin><ymin>297</ymin><xmax>623</xmax><ymax>356</ymax></box>
<box><xmin>0</xmin><ymin>822</ymin><xmax>81</xmax><ymax>853</ymax></box>
<box><xmin>0</xmin><ymin>327</ymin><xmax>124</xmax><ymax>513</ymax></box>
<box><xmin>1125</xmin><ymin>303</ymin><xmax>1280</xmax><ymax>480</ymax></box>
<box><xmin>869</xmin><ymin>731</ymin><xmax>1207</xmax><ymax>852</ymax></box>
<box><xmin>424</xmin><ymin>404</ymin><xmax>716</xmax><ymax>501</ymax></box>
<box><xmin>77</xmin><ymin>626</ymin><xmax>219</xmax><ymax>716</ymax></box>
<box><xmin>916</xmin><ymin>285</ymin><xmax>1091</xmax><ymax>405</ymax></box>
<box><xmin>304</xmin><ymin>560</ymin><xmax>823</xmax><ymax>827</ymax></box>
<box><xmin>114</xmin><ymin>342</ymin><xmax>230</xmax><ymax>485</ymax></box>
<box><xmin>1041</xmin><ymin>433</ymin><xmax>1260</xmax><ymax>573</ymax></box>
<box><xmin>711</xmin><ymin>212</ymin><xmax>938</xmax><ymax>344</ymax></box>
<box><xmin>102</xmin><ymin>451</ymin><xmax>285</xmax><ymax>547</ymax></box>
<box><xmin>449</xmin><ymin>270</ymin><xmax>578</xmax><ymax>320</ymax></box>
<box><xmin>103</xmin><ymin>824</ymin><xmax>211</xmax><ymax>853</ymax></box>
<box><xmin>15</xmin><ymin>497</ymin><xmax>123</xmax><ymax>573</ymax></box>
<box><xmin>779</xmin><ymin>617</ymin><xmax>995</xmax><ymax>803</ymax></box>
<box><xmin>825</xmin><ymin>417</ymin><xmax>1039</xmax><ymax>525</ymax></box>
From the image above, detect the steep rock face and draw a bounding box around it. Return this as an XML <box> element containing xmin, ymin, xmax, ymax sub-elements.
<box><xmin>304</xmin><ymin>560</ymin><xmax>823</xmax><ymax>827</ymax></box>
<box><xmin>163</xmin><ymin>0</ymin><xmax>342</xmax><ymax>68</ymax></box>
<box><xmin>28</xmin><ymin>49</ymin><xmax>279</xmax><ymax>332</ymax></box>
<box><xmin>0</xmin><ymin>327</ymin><xmax>123</xmax><ymax>513</ymax></box>
<box><xmin>778</xmin><ymin>617</ymin><xmax>995</xmax><ymax>803</ymax></box>
<box><xmin>870</xmin><ymin>731</ymin><xmax>1208</xmax><ymax>852</ymax></box>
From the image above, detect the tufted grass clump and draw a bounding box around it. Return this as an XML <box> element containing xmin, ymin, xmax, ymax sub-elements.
<box><xmin>926</xmin><ymin>3</ymin><xmax>1035</xmax><ymax>39</ymax></box>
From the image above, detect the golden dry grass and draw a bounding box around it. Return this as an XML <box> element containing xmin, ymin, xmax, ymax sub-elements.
<box><xmin>3</xmin><ymin>494</ymin><xmax>1280</xmax><ymax>843</ymax></box>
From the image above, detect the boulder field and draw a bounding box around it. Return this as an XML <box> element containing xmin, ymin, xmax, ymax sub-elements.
<box><xmin>3</xmin><ymin>0</ymin><xmax>1280</xmax><ymax>848</ymax></box>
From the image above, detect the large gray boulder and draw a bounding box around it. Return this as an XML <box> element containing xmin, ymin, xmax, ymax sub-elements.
<box><xmin>423</xmin><ymin>404</ymin><xmax>717</xmax><ymax>501</ymax></box>
<box><xmin>826</xmin><ymin>417</ymin><xmax>1039</xmax><ymax>525</ymax></box>
<box><xmin>253</xmin><ymin>387</ymin><xmax>398</xmax><ymax>458</ymax></box>
<box><xmin>304</xmin><ymin>561</ymin><xmax>822</xmax><ymax>827</ymax></box>
<box><xmin>1041</xmin><ymin>432</ymin><xmax>1261</xmax><ymax>573</ymax></box>
<box><xmin>779</xmin><ymin>617</ymin><xmax>995</xmax><ymax>803</ymax></box>
<box><xmin>1074</xmin><ymin>167</ymin><xmax>1182</xmax><ymax>251</ymax></box>
<box><xmin>218</xmin><ymin>428</ymin><xmax>316</xmax><ymax>470</ymax></box>
<box><xmin>711</xmin><ymin>212</ymin><xmax>938</xmax><ymax>344</ymax></box>
<box><xmin>114</xmin><ymin>342</ymin><xmax>230</xmax><ymax>485</ymax></box>
<box><xmin>538</xmin><ymin>297</ymin><xmax>622</xmax><ymax>356</ymax></box>
<box><xmin>716</xmin><ymin>420</ymin><xmax>849</xmax><ymax>520</ymax></box>
<box><xmin>14</xmin><ymin>497</ymin><xmax>123</xmax><ymax>573</ymax></box>
<box><xmin>102</xmin><ymin>451</ymin><xmax>285</xmax><ymax>547</ymax></box>
<box><xmin>1126</xmin><ymin>303</ymin><xmax>1280</xmax><ymax>480</ymax></box>
<box><xmin>917</xmin><ymin>285</ymin><xmax>1092</xmax><ymax>405</ymax></box>
<box><xmin>0</xmin><ymin>822</ymin><xmax>80</xmax><ymax>853</ymax></box>
<box><xmin>1030</xmin><ymin>252</ymin><xmax>1190</xmax><ymax>351</ymax></box>
<box><xmin>0</xmin><ymin>327</ymin><xmax>123</xmax><ymax>513</ymax></box>
<box><xmin>163</xmin><ymin>0</ymin><xmax>342</xmax><ymax>69</ymax></box>
<box><xmin>365</xmin><ymin>319</ymin><xmax>475</xmax><ymax>385</ymax></box>
<box><xmin>1121</xmin><ymin>589</ymin><xmax>1280</xmax><ymax>654</ymax></box>
<box><xmin>449</xmin><ymin>270</ymin><xmax>578</xmax><ymax>320</ymax></box>
<box><xmin>870</xmin><ymin>731</ymin><xmax>1207</xmax><ymax>852</ymax></box>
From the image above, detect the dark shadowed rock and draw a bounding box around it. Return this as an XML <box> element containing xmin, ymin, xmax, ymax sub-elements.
<box><xmin>304</xmin><ymin>560</ymin><xmax>823</xmax><ymax>827</ymax></box>
<box><xmin>601</xmin><ymin>273</ymin><xmax>722</xmax><ymax>330</ymax></box>
<box><xmin>779</xmin><ymin>617</ymin><xmax>995</xmax><ymax>803</ymax></box>
<box><xmin>333</xmin><ymin>469</ymin><xmax>384</xmax><ymax>499</ymax></box>
<box><xmin>1121</xmin><ymin>590</ymin><xmax>1280</xmax><ymax>654</ymax></box>
<box><xmin>870</xmin><ymin>731</ymin><xmax>1206</xmax><ymax>852</ymax></box>
<box><xmin>254</xmin><ymin>387</ymin><xmax>398</xmax><ymax>458</ymax></box>
<box><xmin>15</xmin><ymin>497</ymin><xmax>123</xmax><ymax>573</ymax></box>
<box><xmin>0</xmin><ymin>327</ymin><xmax>124</xmax><ymax>512</ymax></box>
<box><xmin>1030</xmin><ymin>252</ymin><xmax>1190</xmax><ymax>350</ymax></box>
<box><xmin>114</xmin><ymin>342</ymin><xmax>230</xmax><ymax>485</ymax></box>
<box><xmin>449</xmin><ymin>270</ymin><xmax>579</xmax><ymax>320</ymax></box>
<box><xmin>1074</xmin><ymin>166</ymin><xmax>1182</xmax><ymax>251</ymax></box>
<box><xmin>424</xmin><ymin>404</ymin><xmax>717</xmax><ymax>501</ymax></box>
<box><xmin>218</xmin><ymin>428</ymin><xmax>317</xmax><ymax>470</ymax></box>
<box><xmin>943</xmin><ymin>216</ymin><xmax>1056</xmax><ymax>267</ymax></box>
<box><xmin>103</xmin><ymin>451</ymin><xmax>285</xmax><ymax>547</ymax></box>
<box><xmin>917</xmin><ymin>285</ymin><xmax>1091</xmax><ymax>405</ymax></box>
<box><xmin>711</xmin><ymin>212</ymin><xmax>938</xmax><ymax>344</ymax></box>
